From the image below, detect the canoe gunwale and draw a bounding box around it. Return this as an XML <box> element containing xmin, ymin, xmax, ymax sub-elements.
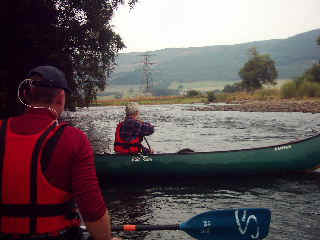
<box><xmin>95</xmin><ymin>132</ymin><xmax>320</xmax><ymax>157</ymax></box>
<box><xmin>95</xmin><ymin>132</ymin><xmax>320</xmax><ymax>178</ymax></box>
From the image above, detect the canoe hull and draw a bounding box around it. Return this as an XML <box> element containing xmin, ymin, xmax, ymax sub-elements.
<box><xmin>95</xmin><ymin>134</ymin><xmax>320</xmax><ymax>179</ymax></box>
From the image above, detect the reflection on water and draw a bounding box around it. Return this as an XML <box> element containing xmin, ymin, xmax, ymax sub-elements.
<box><xmin>102</xmin><ymin>174</ymin><xmax>320</xmax><ymax>240</ymax></box>
<box><xmin>63</xmin><ymin>104</ymin><xmax>320</xmax><ymax>240</ymax></box>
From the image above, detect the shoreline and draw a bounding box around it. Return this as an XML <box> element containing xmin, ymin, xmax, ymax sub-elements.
<box><xmin>95</xmin><ymin>98</ymin><xmax>320</xmax><ymax>114</ymax></box>
<box><xmin>190</xmin><ymin>99</ymin><xmax>320</xmax><ymax>113</ymax></box>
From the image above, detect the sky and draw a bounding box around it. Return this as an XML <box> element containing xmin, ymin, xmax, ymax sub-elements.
<box><xmin>111</xmin><ymin>0</ymin><xmax>320</xmax><ymax>53</ymax></box>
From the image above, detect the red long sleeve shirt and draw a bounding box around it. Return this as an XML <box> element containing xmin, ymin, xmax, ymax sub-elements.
<box><xmin>8</xmin><ymin>108</ymin><xmax>106</xmax><ymax>222</ymax></box>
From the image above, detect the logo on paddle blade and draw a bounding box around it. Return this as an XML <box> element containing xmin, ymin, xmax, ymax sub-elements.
<box><xmin>235</xmin><ymin>210</ymin><xmax>259</xmax><ymax>239</ymax></box>
<box><xmin>200</xmin><ymin>220</ymin><xmax>212</xmax><ymax>234</ymax></box>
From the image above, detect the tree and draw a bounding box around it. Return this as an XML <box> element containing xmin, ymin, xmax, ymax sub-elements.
<box><xmin>207</xmin><ymin>91</ymin><xmax>216</xmax><ymax>102</ymax></box>
<box><xmin>299</xmin><ymin>36</ymin><xmax>320</xmax><ymax>84</ymax></box>
<box><xmin>186</xmin><ymin>90</ymin><xmax>200</xmax><ymax>97</ymax></box>
<box><xmin>1</xmin><ymin>1</ymin><xmax>62</xmax><ymax>117</ymax></box>
<box><xmin>54</xmin><ymin>1</ymin><xmax>139</xmax><ymax>106</ymax></box>
<box><xmin>239</xmin><ymin>47</ymin><xmax>278</xmax><ymax>92</ymax></box>
<box><xmin>303</xmin><ymin>63</ymin><xmax>320</xmax><ymax>83</ymax></box>
<box><xmin>0</xmin><ymin>0</ymin><xmax>137</xmax><ymax>117</ymax></box>
<box><xmin>223</xmin><ymin>82</ymin><xmax>243</xmax><ymax>93</ymax></box>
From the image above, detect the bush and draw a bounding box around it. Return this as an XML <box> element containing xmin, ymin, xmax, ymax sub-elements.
<box><xmin>296</xmin><ymin>81</ymin><xmax>320</xmax><ymax>98</ymax></box>
<box><xmin>223</xmin><ymin>82</ymin><xmax>242</xmax><ymax>93</ymax></box>
<box><xmin>207</xmin><ymin>91</ymin><xmax>216</xmax><ymax>102</ymax></box>
<box><xmin>280</xmin><ymin>81</ymin><xmax>297</xmax><ymax>99</ymax></box>
<box><xmin>281</xmin><ymin>80</ymin><xmax>320</xmax><ymax>98</ymax></box>
<box><xmin>253</xmin><ymin>88</ymin><xmax>280</xmax><ymax>100</ymax></box>
<box><xmin>215</xmin><ymin>93</ymin><xmax>229</xmax><ymax>102</ymax></box>
<box><xmin>186</xmin><ymin>90</ymin><xmax>200</xmax><ymax>97</ymax></box>
<box><xmin>303</xmin><ymin>63</ymin><xmax>320</xmax><ymax>83</ymax></box>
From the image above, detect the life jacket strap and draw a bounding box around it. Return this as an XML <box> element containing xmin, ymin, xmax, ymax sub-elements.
<box><xmin>0</xmin><ymin>226</ymin><xmax>82</xmax><ymax>240</ymax></box>
<box><xmin>0</xmin><ymin>201</ymin><xmax>73</xmax><ymax>217</ymax></box>
<box><xmin>41</xmin><ymin>123</ymin><xmax>69</xmax><ymax>172</ymax></box>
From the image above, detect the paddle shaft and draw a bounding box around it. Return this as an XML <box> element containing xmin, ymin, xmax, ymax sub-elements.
<box><xmin>144</xmin><ymin>136</ymin><xmax>151</xmax><ymax>151</ymax></box>
<box><xmin>112</xmin><ymin>224</ymin><xmax>179</xmax><ymax>231</ymax></box>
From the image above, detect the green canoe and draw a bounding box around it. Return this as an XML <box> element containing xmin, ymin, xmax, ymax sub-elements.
<box><xmin>95</xmin><ymin>133</ymin><xmax>320</xmax><ymax>179</ymax></box>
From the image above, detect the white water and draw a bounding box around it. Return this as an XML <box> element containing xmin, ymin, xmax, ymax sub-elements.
<box><xmin>62</xmin><ymin>103</ymin><xmax>320</xmax><ymax>153</ymax></box>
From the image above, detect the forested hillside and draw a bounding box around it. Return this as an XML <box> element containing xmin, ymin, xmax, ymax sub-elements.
<box><xmin>111</xmin><ymin>28</ymin><xmax>320</xmax><ymax>86</ymax></box>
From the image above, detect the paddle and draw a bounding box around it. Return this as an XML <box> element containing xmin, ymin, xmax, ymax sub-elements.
<box><xmin>112</xmin><ymin>208</ymin><xmax>271</xmax><ymax>240</ymax></box>
<box><xmin>143</xmin><ymin>136</ymin><xmax>151</xmax><ymax>152</ymax></box>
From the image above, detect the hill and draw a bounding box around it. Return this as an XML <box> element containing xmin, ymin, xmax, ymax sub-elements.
<box><xmin>110</xmin><ymin>29</ymin><xmax>320</xmax><ymax>87</ymax></box>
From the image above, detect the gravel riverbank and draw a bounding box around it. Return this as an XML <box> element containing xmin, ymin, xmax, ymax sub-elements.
<box><xmin>189</xmin><ymin>100</ymin><xmax>320</xmax><ymax>113</ymax></box>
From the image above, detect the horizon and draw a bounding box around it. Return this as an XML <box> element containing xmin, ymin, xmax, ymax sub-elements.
<box><xmin>117</xmin><ymin>27</ymin><xmax>320</xmax><ymax>54</ymax></box>
<box><xmin>111</xmin><ymin>0</ymin><xmax>320</xmax><ymax>53</ymax></box>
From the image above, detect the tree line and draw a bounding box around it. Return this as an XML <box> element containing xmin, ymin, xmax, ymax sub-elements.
<box><xmin>0</xmin><ymin>0</ymin><xmax>137</xmax><ymax>117</ymax></box>
<box><xmin>223</xmin><ymin>36</ymin><xmax>320</xmax><ymax>95</ymax></box>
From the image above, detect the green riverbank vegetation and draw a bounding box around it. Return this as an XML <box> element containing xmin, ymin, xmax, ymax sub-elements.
<box><xmin>280</xmin><ymin>63</ymin><xmax>320</xmax><ymax>98</ymax></box>
<box><xmin>95</xmin><ymin>43</ymin><xmax>320</xmax><ymax>106</ymax></box>
<box><xmin>93</xmin><ymin>36</ymin><xmax>320</xmax><ymax>108</ymax></box>
<box><xmin>95</xmin><ymin>86</ymin><xmax>320</xmax><ymax>107</ymax></box>
<box><xmin>96</xmin><ymin>94</ymin><xmax>207</xmax><ymax>106</ymax></box>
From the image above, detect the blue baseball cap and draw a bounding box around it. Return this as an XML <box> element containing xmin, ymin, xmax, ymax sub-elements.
<box><xmin>28</xmin><ymin>65</ymin><xmax>71</xmax><ymax>93</ymax></box>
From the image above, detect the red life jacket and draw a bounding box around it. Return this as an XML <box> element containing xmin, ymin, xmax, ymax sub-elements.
<box><xmin>0</xmin><ymin>118</ymin><xmax>78</xmax><ymax>235</ymax></box>
<box><xmin>114</xmin><ymin>121</ymin><xmax>143</xmax><ymax>154</ymax></box>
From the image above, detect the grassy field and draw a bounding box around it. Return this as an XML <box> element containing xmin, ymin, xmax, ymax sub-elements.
<box><xmin>98</xmin><ymin>80</ymin><xmax>237</xmax><ymax>99</ymax></box>
<box><xmin>168</xmin><ymin>80</ymin><xmax>236</xmax><ymax>91</ymax></box>
<box><xmin>95</xmin><ymin>90</ymin><xmax>320</xmax><ymax>107</ymax></box>
<box><xmin>95</xmin><ymin>95</ymin><xmax>207</xmax><ymax>106</ymax></box>
<box><xmin>100</xmin><ymin>79</ymin><xmax>291</xmax><ymax>94</ymax></box>
<box><xmin>96</xmin><ymin>79</ymin><xmax>294</xmax><ymax>104</ymax></box>
<box><xmin>95</xmin><ymin>89</ymin><xmax>280</xmax><ymax>106</ymax></box>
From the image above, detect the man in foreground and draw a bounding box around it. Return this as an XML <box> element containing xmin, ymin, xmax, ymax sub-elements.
<box><xmin>114</xmin><ymin>102</ymin><xmax>154</xmax><ymax>154</ymax></box>
<box><xmin>0</xmin><ymin>65</ymin><xmax>120</xmax><ymax>240</ymax></box>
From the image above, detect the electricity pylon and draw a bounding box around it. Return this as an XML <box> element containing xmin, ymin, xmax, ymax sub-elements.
<box><xmin>139</xmin><ymin>53</ymin><xmax>155</xmax><ymax>92</ymax></box>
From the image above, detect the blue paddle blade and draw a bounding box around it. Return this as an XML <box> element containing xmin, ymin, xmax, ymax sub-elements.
<box><xmin>180</xmin><ymin>208</ymin><xmax>271</xmax><ymax>240</ymax></box>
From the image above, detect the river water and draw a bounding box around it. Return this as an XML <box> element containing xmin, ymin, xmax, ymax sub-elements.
<box><xmin>63</xmin><ymin>104</ymin><xmax>320</xmax><ymax>240</ymax></box>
